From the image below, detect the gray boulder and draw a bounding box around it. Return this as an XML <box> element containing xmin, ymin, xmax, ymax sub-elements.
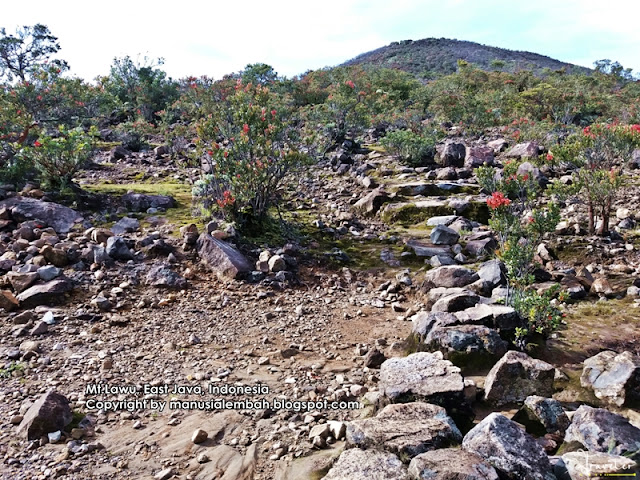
<box><xmin>106</xmin><ymin>236</ymin><xmax>134</xmax><ymax>261</ymax></box>
<box><xmin>465</xmin><ymin>145</ymin><xmax>495</xmax><ymax>169</ymax></box>
<box><xmin>380</xmin><ymin>352</ymin><xmax>464</xmax><ymax>405</ymax></box>
<box><xmin>346</xmin><ymin>402</ymin><xmax>462</xmax><ymax>459</ymax></box>
<box><xmin>432</xmin><ymin>292</ymin><xmax>480</xmax><ymax>313</ymax></box>
<box><xmin>512</xmin><ymin>396</ymin><xmax>570</xmax><ymax>436</ymax></box>
<box><xmin>408</xmin><ymin>448</ymin><xmax>499</xmax><ymax>480</ymax></box>
<box><xmin>0</xmin><ymin>197</ymin><xmax>82</xmax><ymax>233</ymax></box>
<box><xmin>455</xmin><ymin>303</ymin><xmax>521</xmax><ymax>330</ymax></box>
<box><xmin>323</xmin><ymin>449</ymin><xmax>409</xmax><ymax>480</ymax></box>
<box><xmin>121</xmin><ymin>193</ymin><xmax>175</xmax><ymax>212</ymax></box>
<box><xmin>462</xmin><ymin>413</ymin><xmax>555</xmax><ymax>480</ymax></box>
<box><xmin>563</xmin><ymin>405</ymin><xmax>640</xmax><ymax>459</ymax></box>
<box><xmin>426</xmin><ymin>266</ymin><xmax>479</xmax><ymax>288</ymax></box>
<box><xmin>477</xmin><ymin>259</ymin><xmax>506</xmax><ymax>287</ymax></box>
<box><xmin>145</xmin><ymin>264</ymin><xmax>187</xmax><ymax>290</ymax></box>
<box><xmin>580</xmin><ymin>351</ymin><xmax>640</xmax><ymax>407</ymax></box>
<box><xmin>440</xmin><ymin>142</ymin><xmax>466</xmax><ymax>167</ymax></box>
<box><xmin>353</xmin><ymin>188</ymin><xmax>390</xmax><ymax>216</ymax></box>
<box><xmin>505</xmin><ymin>142</ymin><xmax>541</xmax><ymax>159</ymax></box>
<box><xmin>196</xmin><ymin>234</ymin><xmax>252</xmax><ymax>280</ymax></box>
<box><xmin>411</xmin><ymin>311</ymin><xmax>460</xmax><ymax>340</ymax></box>
<box><xmin>484</xmin><ymin>351</ymin><xmax>555</xmax><ymax>405</ymax></box>
<box><xmin>110</xmin><ymin>216</ymin><xmax>140</xmax><ymax>235</ymax></box>
<box><xmin>425</xmin><ymin>325</ymin><xmax>508</xmax><ymax>363</ymax></box>
<box><xmin>17</xmin><ymin>391</ymin><xmax>73</xmax><ymax>440</ymax></box>
<box><xmin>16</xmin><ymin>279</ymin><xmax>72</xmax><ymax>309</ymax></box>
<box><xmin>430</xmin><ymin>224</ymin><xmax>460</xmax><ymax>245</ymax></box>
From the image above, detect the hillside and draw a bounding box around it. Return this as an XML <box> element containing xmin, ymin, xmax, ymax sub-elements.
<box><xmin>342</xmin><ymin>37</ymin><xmax>591</xmax><ymax>77</ymax></box>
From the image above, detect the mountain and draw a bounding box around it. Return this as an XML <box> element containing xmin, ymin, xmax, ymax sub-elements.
<box><xmin>341</xmin><ymin>38</ymin><xmax>591</xmax><ymax>77</ymax></box>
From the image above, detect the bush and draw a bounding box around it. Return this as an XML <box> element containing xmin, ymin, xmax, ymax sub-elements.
<box><xmin>22</xmin><ymin>125</ymin><xmax>97</xmax><ymax>189</ymax></box>
<box><xmin>192</xmin><ymin>81</ymin><xmax>311</xmax><ymax>228</ymax></box>
<box><xmin>380</xmin><ymin>129</ymin><xmax>437</xmax><ymax>167</ymax></box>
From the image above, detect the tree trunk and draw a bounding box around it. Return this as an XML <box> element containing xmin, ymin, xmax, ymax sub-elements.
<box><xmin>587</xmin><ymin>201</ymin><xmax>595</xmax><ymax>234</ymax></box>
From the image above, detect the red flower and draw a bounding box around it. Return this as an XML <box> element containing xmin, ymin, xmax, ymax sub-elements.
<box><xmin>546</xmin><ymin>152</ymin><xmax>554</xmax><ymax>161</ymax></box>
<box><xmin>243</xmin><ymin>124</ymin><xmax>249</xmax><ymax>134</ymax></box>
<box><xmin>486</xmin><ymin>192</ymin><xmax>511</xmax><ymax>210</ymax></box>
<box><xmin>34</xmin><ymin>140</ymin><xmax>42</xmax><ymax>147</ymax></box>
<box><xmin>271</xmin><ymin>109</ymin><xmax>276</xmax><ymax>117</ymax></box>
<box><xmin>223</xmin><ymin>151</ymin><xmax>229</xmax><ymax>158</ymax></box>
<box><xmin>345</xmin><ymin>80</ymin><xmax>355</xmax><ymax>89</ymax></box>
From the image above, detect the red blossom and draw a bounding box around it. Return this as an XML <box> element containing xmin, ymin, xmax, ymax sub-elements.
<box><xmin>345</xmin><ymin>80</ymin><xmax>355</xmax><ymax>89</ymax></box>
<box><xmin>243</xmin><ymin>124</ymin><xmax>249</xmax><ymax>134</ymax></box>
<box><xmin>34</xmin><ymin>140</ymin><xmax>42</xmax><ymax>147</ymax></box>
<box><xmin>546</xmin><ymin>152</ymin><xmax>554</xmax><ymax>161</ymax></box>
<box><xmin>486</xmin><ymin>192</ymin><xmax>511</xmax><ymax>210</ymax></box>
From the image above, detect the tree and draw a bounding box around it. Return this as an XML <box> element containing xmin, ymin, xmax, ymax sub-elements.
<box><xmin>241</xmin><ymin>63</ymin><xmax>278</xmax><ymax>86</ymax></box>
<box><xmin>0</xmin><ymin>24</ymin><xmax>68</xmax><ymax>82</ymax></box>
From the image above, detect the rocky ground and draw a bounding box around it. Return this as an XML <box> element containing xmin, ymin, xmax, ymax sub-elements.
<box><xmin>0</xmin><ymin>139</ymin><xmax>639</xmax><ymax>479</ymax></box>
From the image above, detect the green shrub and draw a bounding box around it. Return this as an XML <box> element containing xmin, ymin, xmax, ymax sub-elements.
<box><xmin>380</xmin><ymin>129</ymin><xmax>438</xmax><ymax>167</ymax></box>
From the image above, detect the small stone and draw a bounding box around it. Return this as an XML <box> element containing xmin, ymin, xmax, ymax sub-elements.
<box><xmin>192</xmin><ymin>428</ymin><xmax>208</xmax><ymax>444</ymax></box>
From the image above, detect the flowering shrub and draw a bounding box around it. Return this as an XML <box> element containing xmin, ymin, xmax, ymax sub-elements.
<box><xmin>550</xmin><ymin>123</ymin><xmax>640</xmax><ymax>235</ymax></box>
<box><xmin>20</xmin><ymin>125</ymin><xmax>97</xmax><ymax>189</ymax></box>
<box><xmin>192</xmin><ymin>81</ymin><xmax>310</xmax><ymax>227</ymax></box>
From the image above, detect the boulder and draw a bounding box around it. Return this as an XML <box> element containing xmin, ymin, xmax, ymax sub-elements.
<box><xmin>0</xmin><ymin>197</ymin><xmax>82</xmax><ymax>233</ymax></box>
<box><xmin>37</xmin><ymin>266</ymin><xmax>61</xmax><ymax>282</ymax></box>
<box><xmin>0</xmin><ymin>290</ymin><xmax>19</xmax><ymax>311</ymax></box>
<box><xmin>512</xmin><ymin>396</ymin><xmax>570</xmax><ymax>436</ymax></box>
<box><xmin>580</xmin><ymin>351</ymin><xmax>640</xmax><ymax>407</ymax></box>
<box><xmin>563</xmin><ymin>405</ymin><xmax>640</xmax><ymax>458</ymax></box>
<box><xmin>40</xmin><ymin>245</ymin><xmax>68</xmax><ymax>267</ymax></box>
<box><xmin>121</xmin><ymin>193</ymin><xmax>175</xmax><ymax>212</ymax></box>
<box><xmin>411</xmin><ymin>311</ymin><xmax>460</xmax><ymax>340</ymax></box>
<box><xmin>353</xmin><ymin>188</ymin><xmax>390</xmax><ymax>216</ymax></box>
<box><xmin>17</xmin><ymin>391</ymin><xmax>73</xmax><ymax>440</ymax></box>
<box><xmin>455</xmin><ymin>304</ymin><xmax>521</xmax><ymax>330</ymax></box>
<box><xmin>106</xmin><ymin>236</ymin><xmax>134</xmax><ymax>261</ymax></box>
<box><xmin>465</xmin><ymin>145</ymin><xmax>495</xmax><ymax>168</ymax></box>
<box><xmin>484</xmin><ymin>351</ymin><xmax>555</xmax><ymax>405</ymax></box>
<box><xmin>109</xmin><ymin>145</ymin><xmax>130</xmax><ymax>160</ymax></box>
<box><xmin>408</xmin><ymin>448</ymin><xmax>499</xmax><ymax>480</ymax></box>
<box><xmin>145</xmin><ymin>264</ymin><xmax>188</xmax><ymax>290</ymax></box>
<box><xmin>440</xmin><ymin>142</ymin><xmax>466</xmax><ymax>167</ymax></box>
<box><xmin>380</xmin><ymin>352</ymin><xmax>464</xmax><ymax>405</ymax></box>
<box><xmin>323</xmin><ymin>449</ymin><xmax>409</xmax><ymax>480</ymax></box>
<box><xmin>477</xmin><ymin>259</ymin><xmax>506</xmax><ymax>287</ymax></box>
<box><xmin>426</xmin><ymin>215</ymin><xmax>458</xmax><ymax>226</ymax></box>
<box><xmin>430</xmin><ymin>224</ymin><xmax>460</xmax><ymax>245</ymax></box>
<box><xmin>196</xmin><ymin>234</ymin><xmax>252</xmax><ymax>280</ymax></box>
<box><xmin>505</xmin><ymin>142</ymin><xmax>541</xmax><ymax>159</ymax></box>
<box><xmin>425</xmin><ymin>324</ymin><xmax>508</xmax><ymax>364</ymax></box>
<box><xmin>431</xmin><ymin>292</ymin><xmax>480</xmax><ymax>313</ymax></box>
<box><xmin>462</xmin><ymin>413</ymin><xmax>555</xmax><ymax>480</ymax></box>
<box><xmin>16</xmin><ymin>279</ymin><xmax>72</xmax><ymax>309</ymax></box>
<box><xmin>6</xmin><ymin>272</ymin><xmax>38</xmax><ymax>293</ymax></box>
<box><xmin>111</xmin><ymin>216</ymin><xmax>140</xmax><ymax>235</ymax></box>
<box><xmin>346</xmin><ymin>402</ymin><xmax>462</xmax><ymax>459</ymax></box>
<box><xmin>426</xmin><ymin>266</ymin><xmax>479</xmax><ymax>288</ymax></box>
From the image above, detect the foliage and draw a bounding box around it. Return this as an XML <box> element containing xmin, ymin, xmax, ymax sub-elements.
<box><xmin>512</xmin><ymin>286</ymin><xmax>566</xmax><ymax>344</ymax></box>
<box><xmin>0</xmin><ymin>24</ymin><xmax>68</xmax><ymax>82</ymax></box>
<box><xmin>99</xmin><ymin>55</ymin><xmax>179</xmax><ymax>122</ymax></box>
<box><xmin>380</xmin><ymin>128</ymin><xmax>439</xmax><ymax>167</ymax></box>
<box><xmin>192</xmin><ymin>80</ymin><xmax>311</xmax><ymax>227</ymax></box>
<box><xmin>241</xmin><ymin>63</ymin><xmax>278</xmax><ymax>86</ymax></box>
<box><xmin>20</xmin><ymin>125</ymin><xmax>97</xmax><ymax>189</ymax></box>
<box><xmin>550</xmin><ymin>123</ymin><xmax>640</xmax><ymax>235</ymax></box>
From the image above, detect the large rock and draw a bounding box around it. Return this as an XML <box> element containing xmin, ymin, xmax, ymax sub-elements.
<box><xmin>17</xmin><ymin>391</ymin><xmax>73</xmax><ymax>440</ymax></box>
<box><xmin>0</xmin><ymin>290</ymin><xmax>19</xmax><ymax>311</ymax></box>
<box><xmin>196</xmin><ymin>234</ymin><xmax>252</xmax><ymax>280</ymax></box>
<box><xmin>462</xmin><ymin>413</ymin><xmax>555</xmax><ymax>480</ymax></box>
<box><xmin>411</xmin><ymin>311</ymin><xmax>460</xmax><ymax>340</ymax></box>
<box><xmin>430</xmin><ymin>224</ymin><xmax>460</xmax><ymax>245</ymax></box>
<box><xmin>563</xmin><ymin>405</ymin><xmax>640</xmax><ymax>459</ymax></box>
<box><xmin>0</xmin><ymin>197</ymin><xmax>82</xmax><ymax>233</ymax></box>
<box><xmin>106</xmin><ymin>236</ymin><xmax>134</xmax><ymax>261</ymax></box>
<box><xmin>512</xmin><ymin>396</ymin><xmax>570</xmax><ymax>436</ymax></box>
<box><xmin>580</xmin><ymin>351</ymin><xmax>640</xmax><ymax>407</ymax></box>
<box><xmin>6</xmin><ymin>271</ymin><xmax>39</xmax><ymax>293</ymax></box>
<box><xmin>145</xmin><ymin>264</ymin><xmax>188</xmax><ymax>290</ymax></box>
<box><xmin>121</xmin><ymin>193</ymin><xmax>176</xmax><ymax>212</ymax></box>
<box><xmin>484</xmin><ymin>351</ymin><xmax>555</xmax><ymax>405</ymax></box>
<box><xmin>110</xmin><ymin>216</ymin><xmax>140</xmax><ymax>235</ymax></box>
<box><xmin>16</xmin><ymin>279</ymin><xmax>72</xmax><ymax>309</ymax></box>
<box><xmin>426</xmin><ymin>266</ymin><xmax>479</xmax><ymax>288</ymax></box>
<box><xmin>353</xmin><ymin>188</ymin><xmax>390</xmax><ymax>216</ymax></box>
<box><xmin>465</xmin><ymin>145</ymin><xmax>495</xmax><ymax>168</ymax></box>
<box><xmin>346</xmin><ymin>402</ymin><xmax>462</xmax><ymax>459</ymax></box>
<box><xmin>440</xmin><ymin>141</ymin><xmax>466</xmax><ymax>167</ymax></box>
<box><xmin>432</xmin><ymin>292</ymin><xmax>480</xmax><ymax>313</ymax></box>
<box><xmin>504</xmin><ymin>142</ymin><xmax>541</xmax><ymax>159</ymax></box>
<box><xmin>454</xmin><ymin>303</ymin><xmax>521</xmax><ymax>330</ymax></box>
<box><xmin>323</xmin><ymin>449</ymin><xmax>409</xmax><ymax>480</ymax></box>
<box><xmin>408</xmin><ymin>448</ymin><xmax>499</xmax><ymax>480</ymax></box>
<box><xmin>380</xmin><ymin>352</ymin><xmax>464</xmax><ymax>405</ymax></box>
<box><xmin>477</xmin><ymin>259</ymin><xmax>506</xmax><ymax>288</ymax></box>
<box><xmin>425</xmin><ymin>324</ymin><xmax>508</xmax><ymax>364</ymax></box>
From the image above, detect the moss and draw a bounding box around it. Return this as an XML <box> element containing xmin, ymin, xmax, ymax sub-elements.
<box><xmin>381</xmin><ymin>202</ymin><xmax>452</xmax><ymax>225</ymax></box>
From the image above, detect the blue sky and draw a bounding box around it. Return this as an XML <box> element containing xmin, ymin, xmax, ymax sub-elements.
<box><xmin>2</xmin><ymin>0</ymin><xmax>639</xmax><ymax>81</ymax></box>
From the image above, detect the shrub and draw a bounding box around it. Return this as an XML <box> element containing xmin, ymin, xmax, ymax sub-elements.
<box><xmin>22</xmin><ymin>125</ymin><xmax>97</xmax><ymax>189</ymax></box>
<box><xmin>380</xmin><ymin>129</ymin><xmax>438</xmax><ymax>167</ymax></box>
<box><xmin>192</xmin><ymin>80</ymin><xmax>310</xmax><ymax>228</ymax></box>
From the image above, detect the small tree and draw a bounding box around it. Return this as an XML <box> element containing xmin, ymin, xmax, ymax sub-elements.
<box><xmin>0</xmin><ymin>24</ymin><xmax>68</xmax><ymax>82</ymax></box>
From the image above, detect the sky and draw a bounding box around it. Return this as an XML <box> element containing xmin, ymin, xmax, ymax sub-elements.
<box><xmin>2</xmin><ymin>0</ymin><xmax>639</xmax><ymax>82</ymax></box>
